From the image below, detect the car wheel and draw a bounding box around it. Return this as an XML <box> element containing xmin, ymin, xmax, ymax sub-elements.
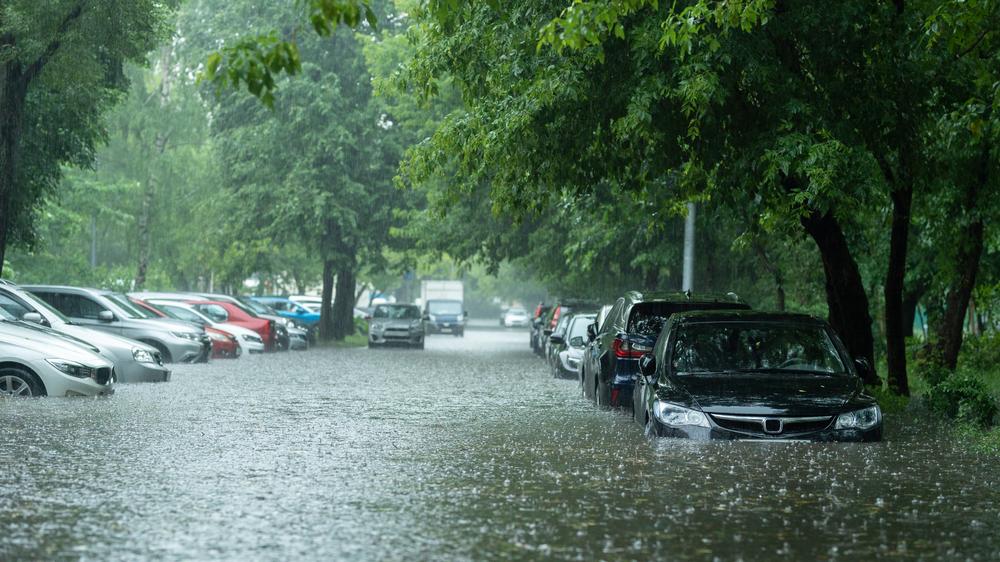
<box><xmin>144</xmin><ymin>341</ymin><xmax>172</xmax><ymax>364</ymax></box>
<box><xmin>415</xmin><ymin>339</ymin><xmax>425</xmax><ymax>350</ymax></box>
<box><xmin>0</xmin><ymin>368</ymin><xmax>45</xmax><ymax>397</ymax></box>
<box><xmin>644</xmin><ymin>415</ymin><xmax>663</xmax><ymax>438</ymax></box>
<box><xmin>596</xmin><ymin>380</ymin><xmax>611</xmax><ymax>410</ymax></box>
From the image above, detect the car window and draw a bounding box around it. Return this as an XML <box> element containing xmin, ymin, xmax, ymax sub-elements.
<box><xmin>194</xmin><ymin>304</ymin><xmax>229</xmax><ymax>322</ymax></box>
<box><xmin>427</xmin><ymin>301</ymin><xmax>462</xmax><ymax>315</ymax></box>
<box><xmin>568</xmin><ymin>315</ymin><xmax>594</xmax><ymax>340</ymax></box>
<box><xmin>604</xmin><ymin>299</ymin><xmax>625</xmax><ymax>333</ymax></box>
<box><xmin>374</xmin><ymin>305</ymin><xmax>420</xmax><ymax>319</ymax></box>
<box><xmin>103</xmin><ymin>293</ymin><xmax>148</xmax><ymax>319</ymax></box>
<box><xmin>0</xmin><ymin>293</ymin><xmax>33</xmax><ymax>319</ymax></box>
<box><xmin>163</xmin><ymin>305</ymin><xmax>207</xmax><ymax>325</ymax></box>
<box><xmin>38</xmin><ymin>292</ymin><xmax>108</xmax><ymax>320</ymax></box>
<box><xmin>670</xmin><ymin>322</ymin><xmax>848</xmax><ymax>375</ymax></box>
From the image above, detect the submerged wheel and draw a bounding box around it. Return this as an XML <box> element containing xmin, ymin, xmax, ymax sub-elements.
<box><xmin>0</xmin><ymin>368</ymin><xmax>45</xmax><ymax>397</ymax></box>
<box><xmin>596</xmin><ymin>380</ymin><xmax>611</xmax><ymax>410</ymax></box>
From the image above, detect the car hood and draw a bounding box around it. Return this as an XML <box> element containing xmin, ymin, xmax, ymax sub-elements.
<box><xmin>674</xmin><ymin>373</ymin><xmax>861</xmax><ymax>416</ymax></box>
<box><xmin>0</xmin><ymin>321</ymin><xmax>111</xmax><ymax>366</ymax></box>
<box><xmin>59</xmin><ymin>324</ymin><xmax>156</xmax><ymax>355</ymax></box>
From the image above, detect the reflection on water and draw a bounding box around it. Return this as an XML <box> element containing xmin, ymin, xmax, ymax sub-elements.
<box><xmin>2</xmin><ymin>326</ymin><xmax>998</xmax><ymax>560</ymax></box>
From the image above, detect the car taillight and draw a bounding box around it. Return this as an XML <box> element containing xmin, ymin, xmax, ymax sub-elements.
<box><xmin>534</xmin><ymin>304</ymin><xmax>542</xmax><ymax>318</ymax></box>
<box><xmin>612</xmin><ymin>337</ymin><xmax>649</xmax><ymax>359</ymax></box>
<box><xmin>550</xmin><ymin>307</ymin><xmax>561</xmax><ymax>329</ymax></box>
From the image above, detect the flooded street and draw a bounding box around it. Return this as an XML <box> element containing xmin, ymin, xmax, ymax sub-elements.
<box><xmin>2</xmin><ymin>323</ymin><xmax>998</xmax><ymax>560</ymax></box>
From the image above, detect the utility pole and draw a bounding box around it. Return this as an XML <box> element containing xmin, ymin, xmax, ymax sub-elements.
<box><xmin>682</xmin><ymin>202</ymin><xmax>696</xmax><ymax>292</ymax></box>
<box><xmin>89</xmin><ymin>215</ymin><xmax>97</xmax><ymax>268</ymax></box>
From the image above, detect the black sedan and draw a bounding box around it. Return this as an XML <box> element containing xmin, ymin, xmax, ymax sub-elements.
<box><xmin>632</xmin><ymin>310</ymin><xmax>882</xmax><ymax>442</ymax></box>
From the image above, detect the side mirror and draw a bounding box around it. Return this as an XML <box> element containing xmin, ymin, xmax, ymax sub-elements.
<box><xmin>422</xmin><ymin>314</ymin><xmax>431</xmax><ymax>321</ymax></box>
<box><xmin>22</xmin><ymin>312</ymin><xmax>44</xmax><ymax>324</ymax></box>
<box><xmin>463</xmin><ymin>310</ymin><xmax>469</xmax><ymax>318</ymax></box>
<box><xmin>638</xmin><ymin>353</ymin><xmax>657</xmax><ymax>379</ymax></box>
<box><xmin>98</xmin><ymin>310</ymin><xmax>115</xmax><ymax>322</ymax></box>
<box><xmin>586</xmin><ymin>323</ymin><xmax>597</xmax><ymax>341</ymax></box>
<box><xmin>549</xmin><ymin>333</ymin><xmax>565</xmax><ymax>345</ymax></box>
<box><xmin>854</xmin><ymin>357</ymin><xmax>873</xmax><ymax>380</ymax></box>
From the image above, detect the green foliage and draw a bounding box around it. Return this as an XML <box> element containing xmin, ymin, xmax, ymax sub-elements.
<box><xmin>926</xmin><ymin>372</ymin><xmax>998</xmax><ymax>428</ymax></box>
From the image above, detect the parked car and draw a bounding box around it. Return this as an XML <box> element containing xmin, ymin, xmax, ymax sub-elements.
<box><xmin>537</xmin><ymin>300</ymin><xmax>599</xmax><ymax>360</ymax></box>
<box><xmin>545</xmin><ymin>311</ymin><xmax>576</xmax><ymax>372</ymax></box>
<box><xmin>424</xmin><ymin>299</ymin><xmax>466</xmax><ymax>337</ymax></box>
<box><xmin>368</xmin><ymin>304</ymin><xmax>425</xmax><ymax>349</ymax></box>
<box><xmin>0</xmin><ymin>282</ymin><xmax>170</xmax><ymax>383</ymax></box>
<box><xmin>582</xmin><ymin>291</ymin><xmax>750</xmax><ymax>409</ymax></box>
<box><xmin>24</xmin><ymin>285</ymin><xmax>211</xmax><ymax>364</ymax></box>
<box><xmin>549</xmin><ymin>313</ymin><xmax>596</xmax><ymax>379</ymax></box>
<box><xmin>632</xmin><ymin>310</ymin><xmax>882</xmax><ymax>442</ymax></box>
<box><xmin>144</xmin><ymin>299</ymin><xmax>265</xmax><ymax>355</ymax></box>
<box><xmin>530</xmin><ymin>304</ymin><xmax>551</xmax><ymax>355</ymax></box>
<box><xmin>183</xmin><ymin>300</ymin><xmax>278</xmax><ymax>351</ymax></box>
<box><xmin>503</xmin><ymin>307</ymin><xmax>530</xmax><ymax>328</ymax></box>
<box><xmin>251</xmin><ymin>296</ymin><xmax>321</xmax><ymax>328</ymax></box>
<box><xmin>0</xmin><ymin>308</ymin><xmax>115</xmax><ymax>397</ymax></box>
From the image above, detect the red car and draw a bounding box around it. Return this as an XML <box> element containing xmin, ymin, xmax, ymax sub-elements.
<box><xmin>131</xmin><ymin>297</ymin><xmax>241</xmax><ymax>359</ymax></box>
<box><xmin>186</xmin><ymin>300</ymin><xmax>277</xmax><ymax>351</ymax></box>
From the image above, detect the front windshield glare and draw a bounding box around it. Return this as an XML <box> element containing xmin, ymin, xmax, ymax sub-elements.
<box><xmin>105</xmin><ymin>294</ymin><xmax>149</xmax><ymax>319</ymax></box>
<box><xmin>373</xmin><ymin>305</ymin><xmax>420</xmax><ymax>320</ymax></box>
<box><xmin>671</xmin><ymin>322</ymin><xmax>847</xmax><ymax>375</ymax></box>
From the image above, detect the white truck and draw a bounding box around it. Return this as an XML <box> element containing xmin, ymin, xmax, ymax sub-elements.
<box><xmin>420</xmin><ymin>280</ymin><xmax>466</xmax><ymax>336</ymax></box>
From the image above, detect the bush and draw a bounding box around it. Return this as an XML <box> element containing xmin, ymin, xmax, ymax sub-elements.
<box><xmin>910</xmin><ymin>346</ymin><xmax>951</xmax><ymax>387</ymax></box>
<box><xmin>925</xmin><ymin>372</ymin><xmax>999</xmax><ymax>428</ymax></box>
<box><xmin>958</xmin><ymin>333</ymin><xmax>1000</xmax><ymax>373</ymax></box>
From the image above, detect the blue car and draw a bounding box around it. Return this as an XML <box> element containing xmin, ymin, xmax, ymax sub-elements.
<box><xmin>250</xmin><ymin>297</ymin><xmax>321</xmax><ymax>328</ymax></box>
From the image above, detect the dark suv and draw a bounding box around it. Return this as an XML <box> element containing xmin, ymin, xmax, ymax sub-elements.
<box><xmin>581</xmin><ymin>291</ymin><xmax>750</xmax><ymax>409</ymax></box>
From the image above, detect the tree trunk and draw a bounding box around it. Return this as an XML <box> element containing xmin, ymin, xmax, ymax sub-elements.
<box><xmin>901</xmin><ymin>286</ymin><xmax>924</xmax><ymax>339</ymax></box>
<box><xmin>319</xmin><ymin>259</ymin><xmax>335</xmax><ymax>341</ymax></box>
<box><xmin>332</xmin><ymin>268</ymin><xmax>355</xmax><ymax>340</ymax></box>
<box><xmin>0</xmin><ymin>62</ymin><xmax>30</xmax><ymax>276</ymax></box>
<box><xmin>884</xmin><ymin>186</ymin><xmax>913</xmax><ymax>395</ymax></box>
<box><xmin>801</xmin><ymin>210</ymin><xmax>878</xmax><ymax>385</ymax></box>
<box><xmin>939</xmin><ymin>218</ymin><xmax>984</xmax><ymax>370</ymax></box>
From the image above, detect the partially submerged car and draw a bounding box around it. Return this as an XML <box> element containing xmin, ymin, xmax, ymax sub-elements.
<box><xmin>368</xmin><ymin>304</ymin><xmax>425</xmax><ymax>349</ymax></box>
<box><xmin>0</xmin><ymin>308</ymin><xmax>115</xmax><ymax>397</ymax></box>
<box><xmin>633</xmin><ymin>310</ymin><xmax>882</xmax><ymax>442</ymax></box>
<box><xmin>549</xmin><ymin>313</ymin><xmax>595</xmax><ymax>379</ymax></box>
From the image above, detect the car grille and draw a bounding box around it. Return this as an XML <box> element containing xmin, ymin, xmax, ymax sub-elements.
<box><xmin>95</xmin><ymin>367</ymin><xmax>112</xmax><ymax>385</ymax></box>
<box><xmin>710</xmin><ymin>414</ymin><xmax>833</xmax><ymax>437</ymax></box>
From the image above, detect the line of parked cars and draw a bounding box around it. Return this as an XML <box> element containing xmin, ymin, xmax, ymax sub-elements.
<box><xmin>0</xmin><ymin>279</ymin><xmax>327</xmax><ymax>398</ymax></box>
<box><xmin>531</xmin><ymin>291</ymin><xmax>883</xmax><ymax>442</ymax></box>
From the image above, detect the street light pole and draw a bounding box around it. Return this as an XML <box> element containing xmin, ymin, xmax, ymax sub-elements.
<box><xmin>682</xmin><ymin>202</ymin><xmax>696</xmax><ymax>292</ymax></box>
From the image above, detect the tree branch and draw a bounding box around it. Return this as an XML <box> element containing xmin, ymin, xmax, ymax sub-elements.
<box><xmin>955</xmin><ymin>28</ymin><xmax>991</xmax><ymax>59</ymax></box>
<box><xmin>24</xmin><ymin>2</ymin><xmax>87</xmax><ymax>82</ymax></box>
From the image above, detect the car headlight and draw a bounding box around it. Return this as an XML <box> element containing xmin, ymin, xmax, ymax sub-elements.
<box><xmin>132</xmin><ymin>348</ymin><xmax>156</xmax><ymax>363</ymax></box>
<box><xmin>171</xmin><ymin>331</ymin><xmax>201</xmax><ymax>341</ymax></box>
<box><xmin>242</xmin><ymin>334</ymin><xmax>262</xmax><ymax>343</ymax></box>
<box><xmin>46</xmin><ymin>359</ymin><xmax>95</xmax><ymax>379</ymax></box>
<box><xmin>652</xmin><ymin>400</ymin><xmax>710</xmax><ymax>428</ymax></box>
<box><xmin>835</xmin><ymin>405</ymin><xmax>881</xmax><ymax>430</ymax></box>
<box><xmin>208</xmin><ymin>332</ymin><xmax>228</xmax><ymax>342</ymax></box>
<box><xmin>371</xmin><ymin>323</ymin><xmax>385</xmax><ymax>332</ymax></box>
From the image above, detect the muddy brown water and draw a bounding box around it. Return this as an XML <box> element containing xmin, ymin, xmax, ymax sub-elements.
<box><xmin>2</xmin><ymin>325</ymin><xmax>998</xmax><ymax>560</ymax></box>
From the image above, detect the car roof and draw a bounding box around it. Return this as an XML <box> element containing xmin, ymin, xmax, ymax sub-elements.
<box><xmin>670</xmin><ymin>309</ymin><xmax>826</xmax><ymax>325</ymax></box>
<box><xmin>624</xmin><ymin>290</ymin><xmax>747</xmax><ymax>305</ymax></box>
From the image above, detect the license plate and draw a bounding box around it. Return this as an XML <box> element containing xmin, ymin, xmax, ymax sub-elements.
<box><xmin>442</xmin><ymin>323</ymin><xmax>450</xmax><ymax>327</ymax></box>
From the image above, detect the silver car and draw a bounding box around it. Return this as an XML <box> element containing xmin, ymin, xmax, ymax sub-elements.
<box><xmin>24</xmin><ymin>285</ymin><xmax>210</xmax><ymax>364</ymax></box>
<box><xmin>0</xmin><ymin>282</ymin><xmax>170</xmax><ymax>383</ymax></box>
<box><xmin>368</xmin><ymin>304</ymin><xmax>425</xmax><ymax>349</ymax></box>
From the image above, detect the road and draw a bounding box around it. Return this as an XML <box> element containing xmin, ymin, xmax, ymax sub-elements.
<box><xmin>2</xmin><ymin>322</ymin><xmax>998</xmax><ymax>560</ymax></box>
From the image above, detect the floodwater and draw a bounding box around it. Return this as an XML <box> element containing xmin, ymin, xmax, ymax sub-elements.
<box><xmin>2</xmin><ymin>323</ymin><xmax>998</xmax><ymax>560</ymax></box>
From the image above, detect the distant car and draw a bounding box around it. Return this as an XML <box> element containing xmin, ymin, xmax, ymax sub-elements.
<box><xmin>144</xmin><ymin>299</ymin><xmax>265</xmax><ymax>355</ymax></box>
<box><xmin>633</xmin><ymin>310</ymin><xmax>882</xmax><ymax>442</ymax></box>
<box><xmin>0</xmin><ymin>308</ymin><xmax>115</xmax><ymax>397</ymax></box>
<box><xmin>424</xmin><ymin>299</ymin><xmax>466</xmax><ymax>337</ymax></box>
<box><xmin>250</xmin><ymin>296</ymin><xmax>321</xmax><ymax>328</ymax></box>
<box><xmin>25</xmin><ymin>285</ymin><xmax>211</xmax><ymax>364</ymax></box>
<box><xmin>548</xmin><ymin>313</ymin><xmax>595</xmax><ymax>379</ymax></box>
<box><xmin>184</xmin><ymin>300</ymin><xmax>278</xmax><ymax>352</ymax></box>
<box><xmin>503</xmin><ymin>307</ymin><xmax>529</xmax><ymax>328</ymax></box>
<box><xmin>0</xmin><ymin>282</ymin><xmax>170</xmax><ymax>383</ymax></box>
<box><xmin>582</xmin><ymin>291</ymin><xmax>750</xmax><ymax>409</ymax></box>
<box><xmin>368</xmin><ymin>304</ymin><xmax>425</xmax><ymax>349</ymax></box>
<box><xmin>530</xmin><ymin>304</ymin><xmax>551</xmax><ymax>355</ymax></box>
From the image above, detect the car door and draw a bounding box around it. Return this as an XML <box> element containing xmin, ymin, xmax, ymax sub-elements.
<box><xmin>42</xmin><ymin>292</ymin><xmax>122</xmax><ymax>335</ymax></box>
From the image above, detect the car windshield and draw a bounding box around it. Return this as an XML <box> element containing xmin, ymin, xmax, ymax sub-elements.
<box><xmin>0</xmin><ymin>307</ymin><xmax>14</xmax><ymax>321</ymax></box>
<box><xmin>239</xmin><ymin>298</ymin><xmax>273</xmax><ymax>315</ymax></box>
<box><xmin>568</xmin><ymin>315</ymin><xmax>595</xmax><ymax>340</ymax></box>
<box><xmin>104</xmin><ymin>293</ymin><xmax>152</xmax><ymax>319</ymax></box>
<box><xmin>428</xmin><ymin>301</ymin><xmax>462</xmax><ymax>315</ymax></box>
<box><xmin>628</xmin><ymin>302</ymin><xmax>747</xmax><ymax>336</ymax></box>
<box><xmin>373</xmin><ymin>305</ymin><xmax>420</xmax><ymax>319</ymax></box>
<box><xmin>671</xmin><ymin>322</ymin><xmax>848</xmax><ymax>376</ymax></box>
<box><xmin>160</xmin><ymin>304</ymin><xmax>209</xmax><ymax>325</ymax></box>
<box><xmin>507</xmin><ymin>308</ymin><xmax>526</xmax><ymax>316</ymax></box>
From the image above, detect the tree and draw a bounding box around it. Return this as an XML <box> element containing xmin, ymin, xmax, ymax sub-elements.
<box><xmin>0</xmin><ymin>1</ymin><xmax>171</xmax><ymax>274</ymax></box>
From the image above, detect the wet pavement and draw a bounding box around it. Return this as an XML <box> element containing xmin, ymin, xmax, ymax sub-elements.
<box><xmin>2</xmin><ymin>323</ymin><xmax>999</xmax><ymax>560</ymax></box>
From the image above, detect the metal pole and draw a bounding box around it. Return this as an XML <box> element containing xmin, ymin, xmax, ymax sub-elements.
<box><xmin>90</xmin><ymin>215</ymin><xmax>97</xmax><ymax>268</ymax></box>
<box><xmin>682</xmin><ymin>202</ymin><xmax>696</xmax><ymax>292</ymax></box>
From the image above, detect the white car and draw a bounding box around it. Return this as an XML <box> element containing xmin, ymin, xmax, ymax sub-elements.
<box><xmin>503</xmin><ymin>307</ymin><xmax>530</xmax><ymax>328</ymax></box>
<box><xmin>146</xmin><ymin>300</ymin><xmax>266</xmax><ymax>354</ymax></box>
<box><xmin>0</xmin><ymin>309</ymin><xmax>115</xmax><ymax>397</ymax></box>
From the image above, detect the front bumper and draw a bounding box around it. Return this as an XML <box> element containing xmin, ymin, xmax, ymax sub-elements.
<box><xmin>116</xmin><ymin>361</ymin><xmax>171</xmax><ymax>383</ymax></box>
<box><xmin>39</xmin><ymin>365</ymin><xmax>115</xmax><ymax>397</ymax></box>
<box><xmin>164</xmin><ymin>337</ymin><xmax>210</xmax><ymax>364</ymax></box>
<box><xmin>370</xmin><ymin>329</ymin><xmax>423</xmax><ymax>345</ymax></box>
<box><xmin>426</xmin><ymin>321</ymin><xmax>464</xmax><ymax>334</ymax></box>
<box><xmin>651</xmin><ymin>418</ymin><xmax>882</xmax><ymax>442</ymax></box>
